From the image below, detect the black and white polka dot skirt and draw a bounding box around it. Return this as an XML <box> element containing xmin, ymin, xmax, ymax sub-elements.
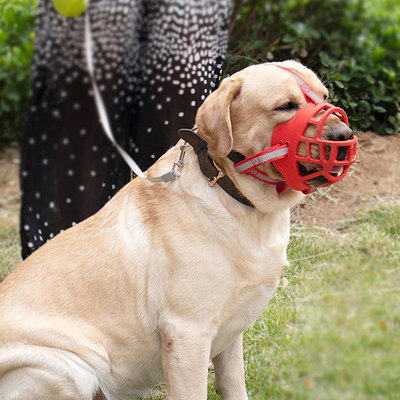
<box><xmin>20</xmin><ymin>0</ymin><xmax>232</xmax><ymax>259</ymax></box>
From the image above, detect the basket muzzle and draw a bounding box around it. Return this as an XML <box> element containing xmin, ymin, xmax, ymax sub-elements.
<box><xmin>234</xmin><ymin>66</ymin><xmax>358</xmax><ymax>194</ymax></box>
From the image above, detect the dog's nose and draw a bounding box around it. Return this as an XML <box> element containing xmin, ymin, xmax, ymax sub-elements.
<box><xmin>324</xmin><ymin>124</ymin><xmax>354</xmax><ymax>161</ymax></box>
<box><xmin>327</xmin><ymin>124</ymin><xmax>354</xmax><ymax>141</ymax></box>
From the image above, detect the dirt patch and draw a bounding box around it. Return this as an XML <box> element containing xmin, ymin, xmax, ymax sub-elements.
<box><xmin>292</xmin><ymin>131</ymin><xmax>400</xmax><ymax>227</ymax></box>
<box><xmin>1</xmin><ymin>131</ymin><xmax>400</xmax><ymax>229</ymax></box>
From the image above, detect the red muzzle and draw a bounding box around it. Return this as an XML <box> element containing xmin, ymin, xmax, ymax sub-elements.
<box><xmin>234</xmin><ymin>66</ymin><xmax>358</xmax><ymax>194</ymax></box>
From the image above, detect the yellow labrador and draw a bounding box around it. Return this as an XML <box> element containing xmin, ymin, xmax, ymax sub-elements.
<box><xmin>0</xmin><ymin>61</ymin><xmax>354</xmax><ymax>400</ymax></box>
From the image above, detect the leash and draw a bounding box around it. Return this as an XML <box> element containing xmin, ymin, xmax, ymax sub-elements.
<box><xmin>84</xmin><ymin>9</ymin><xmax>316</xmax><ymax>201</ymax></box>
<box><xmin>52</xmin><ymin>0</ymin><xmax>254</xmax><ymax>209</ymax></box>
<box><xmin>84</xmin><ymin>11</ymin><xmax>186</xmax><ymax>183</ymax></box>
<box><xmin>84</xmin><ymin>8</ymin><xmax>253</xmax><ymax>206</ymax></box>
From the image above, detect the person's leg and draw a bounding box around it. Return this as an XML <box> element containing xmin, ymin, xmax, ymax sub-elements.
<box><xmin>130</xmin><ymin>0</ymin><xmax>233</xmax><ymax>170</ymax></box>
<box><xmin>20</xmin><ymin>0</ymin><xmax>144</xmax><ymax>258</ymax></box>
<box><xmin>20</xmin><ymin>0</ymin><xmax>232</xmax><ymax>259</ymax></box>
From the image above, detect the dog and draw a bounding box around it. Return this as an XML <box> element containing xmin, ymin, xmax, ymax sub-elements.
<box><xmin>0</xmin><ymin>61</ymin><xmax>355</xmax><ymax>399</ymax></box>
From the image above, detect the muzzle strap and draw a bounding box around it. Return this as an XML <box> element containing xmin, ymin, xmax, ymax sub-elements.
<box><xmin>247</xmin><ymin>169</ymin><xmax>292</xmax><ymax>193</ymax></box>
<box><xmin>275</xmin><ymin>66</ymin><xmax>323</xmax><ymax>104</ymax></box>
<box><xmin>247</xmin><ymin>169</ymin><xmax>282</xmax><ymax>184</ymax></box>
<box><xmin>234</xmin><ymin>144</ymin><xmax>288</xmax><ymax>174</ymax></box>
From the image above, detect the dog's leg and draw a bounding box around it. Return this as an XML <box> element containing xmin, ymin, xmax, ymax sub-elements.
<box><xmin>159</xmin><ymin>321</ymin><xmax>211</xmax><ymax>400</ymax></box>
<box><xmin>213</xmin><ymin>334</ymin><xmax>248</xmax><ymax>400</ymax></box>
<box><xmin>0</xmin><ymin>367</ymin><xmax>98</xmax><ymax>400</ymax></box>
<box><xmin>0</xmin><ymin>350</ymin><xmax>99</xmax><ymax>400</ymax></box>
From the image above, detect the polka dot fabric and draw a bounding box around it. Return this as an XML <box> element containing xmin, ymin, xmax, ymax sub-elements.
<box><xmin>20</xmin><ymin>0</ymin><xmax>232</xmax><ymax>259</ymax></box>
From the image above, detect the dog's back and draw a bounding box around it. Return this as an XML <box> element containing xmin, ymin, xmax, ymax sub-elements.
<box><xmin>0</xmin><ymin>177</ymin><xmax>170</xmax><ymax>398</ymax></box>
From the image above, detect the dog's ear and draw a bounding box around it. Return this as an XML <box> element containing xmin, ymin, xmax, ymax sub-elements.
<box><xmin>195</xmin><ymin>77</ymin><xmax>243</xmax><ymax>157</ymax></box>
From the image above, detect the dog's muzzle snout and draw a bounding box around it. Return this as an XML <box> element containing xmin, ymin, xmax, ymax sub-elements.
<box><xmin>234</xmin><ymin>66</ymin><xmax>358</xmax><ymax>194</ymax></box>
<box><xmin>325</xmin><ymin>124</ymin><xmax>354</xmax><ymax>161</ymax></box>
<box><xmin>327</xmin><ymin>124</ymin><xmax>354</xmax><ymax>142</ymax></box>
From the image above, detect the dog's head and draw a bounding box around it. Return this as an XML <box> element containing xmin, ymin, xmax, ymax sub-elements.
<box><xmin>195</xmin><ymin>60</ymin><xmax>356</xmax><ymax>209</ymax></box>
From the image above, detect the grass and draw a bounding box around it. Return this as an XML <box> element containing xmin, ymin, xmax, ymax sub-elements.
<box><xmin>1</xmin><ymin>201</ymin><xmax>399</xmax><ymax>399</ymax></box>
<box><xmin>0</xmin><ymin>146</ymin><xmax>21</xmax><ymax>280</ymax></box>
<box><xmin>241</xmin><ymin>202</ymin><xmax>400</xmax><ymax>400</ymax></box>
<box><xmin>0</xmin><ymin>216</ymin><xmax>21</xmax><ymax>280</ymax></box>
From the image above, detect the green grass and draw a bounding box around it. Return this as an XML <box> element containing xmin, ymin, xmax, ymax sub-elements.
<box><xmin>241</xmin><ymin>202</ymin><xmax>400</xmax><ymax>400</ymax></box>
<box><xmin>1</xmin><ymin>203</ymin><xmax>399</xmax><ymax>399</ymax></box>
<box><xmin>0</xmin><ymin>216</ymin><xmax>21</xmax><ymax>280</ymax></box>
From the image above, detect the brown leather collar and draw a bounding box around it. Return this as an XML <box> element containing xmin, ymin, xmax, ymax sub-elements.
<box><xmin>178</xmin><ymin>129</ymin><xmax>254</xmax><ymax>208</ymax></box>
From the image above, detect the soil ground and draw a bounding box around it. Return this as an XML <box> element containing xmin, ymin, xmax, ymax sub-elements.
<box><xmin>1</xmin><ymin>130</ymin><xmax>400</xmax><ymax>230</ymax></box>
<box><xmin>292</xmin><ymin>131</ymin><xmax>400</xmax><ymax>227</ymax></box>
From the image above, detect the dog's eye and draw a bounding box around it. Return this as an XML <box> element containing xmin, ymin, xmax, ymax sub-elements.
<box><xmin>275</xmin><ymin>102</ymin><xmax>298</xmax><ymax>111</ymax></box>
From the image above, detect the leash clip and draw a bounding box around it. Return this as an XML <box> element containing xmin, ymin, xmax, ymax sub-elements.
<box><xmin>172</xmin><ymin>142</ymin><xmax>190</xmax><ymax>176</ymax></box>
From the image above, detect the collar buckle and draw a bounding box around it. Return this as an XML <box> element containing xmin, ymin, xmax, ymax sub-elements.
<box><xmin>208</xmin><ymin>160</ymin><xmax>225</xmax><ymax>187</ymax></box>
<box><xmin>178</xmin><ymin>128</ymin><xmax>254</xmax><ymax>207</ymax></box>
<box><xmin>208</xmin><ymin>170</ymin><xmax>225</xmax><ymax>187</ymax></box>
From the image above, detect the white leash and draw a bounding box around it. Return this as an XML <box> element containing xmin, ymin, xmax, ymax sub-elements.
<box><xmin>84</xmin><ymin>11</ymin><xmax>184</xmax><ymax>183</ymax></box>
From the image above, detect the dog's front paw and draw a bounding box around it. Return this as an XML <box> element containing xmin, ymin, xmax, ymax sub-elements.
<box><xmin>214</xmin><ymin>386</ymin><xmax>249</xmax><ymax>400</ymax></box>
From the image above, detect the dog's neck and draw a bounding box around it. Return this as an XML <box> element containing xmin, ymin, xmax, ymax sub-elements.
<box><xmin>178</xmin><ymin>129</ymin><xmax>255</xmax><ymax>208</ymax></box>
<box><xmin>177</xmin><ymin>128</ymin><xmax>304</xmax><ymax>214</ymax></box>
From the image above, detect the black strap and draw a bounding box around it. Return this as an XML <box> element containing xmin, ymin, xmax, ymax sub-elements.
<box><xmin>179</xmin><ymin>129</ymin><xmax>254</xmax><ymax>208</ymax></box>
<box><xmin>228</xmin><ymin>150</ymin><xmax>245</xmax><ymax>164</ymax></box>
